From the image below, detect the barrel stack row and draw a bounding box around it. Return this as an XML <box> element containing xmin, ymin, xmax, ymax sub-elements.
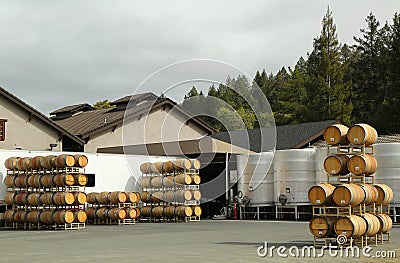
<box><xmin>85</xmin><ymin>191</ymin><xmax>141</xmax><ymax>225</ymax></box>
<box><xmin>139</xmin><ymin>158</ymin><xmax>202</xmax><ymax>222</ymax></box>
<box><xmin>308</xmin><ymin>123</ymin><xmax>393</xmax><ymax>247</ymax></box>
<box><xmin>3</xmin><ymin>154</ymin><xmax>88</xmax><ymax>230</ymax></box>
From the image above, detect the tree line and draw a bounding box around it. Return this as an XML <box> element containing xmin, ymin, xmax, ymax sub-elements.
<box><xmin>182</xmin><ymin>8</ymin><xmax>400</xmax><ymax>134</ymax></box>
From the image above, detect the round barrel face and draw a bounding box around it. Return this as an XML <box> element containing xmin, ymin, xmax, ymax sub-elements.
<box><xmin>334</xmin><ymin>217</ymin><xmax>354</xmax><ymax>238</ymax></box>
<box><xmin>75</xmin><ymin>155</ymin><xmax>88</xmax><ymax>167</ymax></box>
<box><xmin>309</xmin><ymin>217</ymin><xmax>329</xmax><ymax>238</ymax></box>
<box><xmin>193</xmin><ymin>190</ymin><xmax>201</xmax><ymax>201</ymax></box>
<box><xmin>193</xmin><ymin>206</ymin><xmax>202</xmax><ymax>216</ymax></box>
<box><xmin>324</xmin><ymin>155</ymin><xmax>343</xmax><ymax>175</ymax></box>
<box><xmin>184</xmin><ymin>190</ymin><xmax>192</xmax><ymax>201</ymax></box>
<box><xmin>75</xmin><ymin>211</ymin><xmax>87</xmax><ymax>223</ymax></box>
<box><xmin>333</xmin><ymin>185</ymin><xmax>352</xmax><ymax>206</ymax></box>
<box><xmin>347</xmin><ymin>156</ymin><xmax>366</xmax><ymax>175</ymax></box>
<box><xmin>348</xmin><ymin>125</ymin><xmax>367</xmax><ymax>145</ymax></box>
<box><xmin>75</xmin><ymin>192</ymin><xmax>87</xmax><ymax>204</ymax></box>
<box><xmin>184</xmin><ymin>207</ymin><xmax>193</xmax><ymax>217</ymax></box>
<box><xmin>191</xmin><ymin>159</ymin><xmax>201</xmax><ymax>169</ymax></box>
<box><xmin>4</xmin><ymin>210</ymin><xmax>15</xmax><ymax>222</ymax></box>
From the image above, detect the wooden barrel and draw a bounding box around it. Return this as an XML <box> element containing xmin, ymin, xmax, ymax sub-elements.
<box><xmin>27</xmin><ymin>193</ymin><xmax>42</xmax><ymax>206</ymax></box>
<box><xmin>54</xmin><ymin>154</ymin><xmax>75</xmax><ymax>168</ymax></box>
<box><xmin>191</xmin><ymin>175</ymin><xmax>201</xmax><ymax>185</ymax></box>
<box><xmin>85</xmin><ymin>207</ymin><xmax>97</xmax><ymax>219</ymax></box>
<box><xmin>164</xmin><ymin>191</ymin><xmax>175</xmax><ymax>202</ymax></box>
<box><xmin>193</xmin><ymin>206</ymin><xmax>202</xmax><ymax>216</ymax></box>
<box><xmin>150</xmin><ymin>191</ymin><xmax>163</xmax><ymax>203</ymax></box>
<box><xmin>334</xmin><ymin>215</ymin><xmax>367</xmax><ymax>238</ymax></box>
<box><xmin>40</xmin><ymin>174</ymin><xmax>54</xmax><ymax>187</ymax></box>
<box><xmin>72</xmin><ymin>192</ymin><xmax>87</xmax><ymax>205</ymax></box>
<box><xmin>175</xmin><ymin>206</ymin><xmax>193</xmax><ymax>217</ymax></box>
<box><xmin>308</xmin><ymin>183</ymin><xmax>335</xmax><ymax>205</ymax></box>
<box><xmin>17</xmin><ymin>157</ymin><xmax>31</xmax><ymax>170</ymax></box>
<box><xmin>39</xmin><ymin>211</ymin><xmax>54</xmax><ymax>224</ymax></box>
<box><xmin>86</xmin><ymin>192</ymin><xmax>98</xmax><ymax>204</ymax></box>
<box><xmin>26</xmin><ymin>210</ymin><xmax>41</xmax><ymax>224</ymax></box>
<box><xmin>140</xmin><ymin>191</ymin><xmax>152</xmax><ymax>203</ymax></box>
<box><xmin>27</xmin><ymin>174</ymin><xmax>42</xmax><ymax>188</ymax></box>
<box><xmin>108</xmin><ymin>208</ymin><xmax>127</xmax><ymax>220</ymax></box>
<box><xmin>192</xmin><ymin>190</ymin><xmax>201</xmax><ymax>201</ymax></box>
<box><xmin>41</xmin><ymin>155</ymin><xmax>56</xmax><ymax>169</ymax></box>
<box><xmin>3</xmin><ymin>175</ymin><xmax>15</xmax><ymax>187</ymax></box>
<box><xmin>347</xmin><ymin>154</ymin><xmax>377</xmax><ymax>175</ymax></box>
<box><xmin>175</xmin><ymin>190</ymin><xmax>192</xmax><ymax>202</ymax></box>
<box><xmin>191</xmin><ymin>159</ymin><xmax>201</xmax><ymax>169</ymax></box>
<box><xmin>374</xmin><ymin>184</ymin><xmax>393</xmax><ymax>206</ymax></box>
<box><xmin>140</xmin><ymin>206</ymin><xmax>152</xmax><ymax>217</ymax></box>
<box><xmin>140</xmin><ymin>177</ymin><xmax>152</xmax><ymax>188</ymax></box>
<box><xmin>140</xmin><ymin>162</ymin><xmax>154</xmax><ymax>173</ymax></box>
<box><xmin>153</xmin><ymin>162</ymin><xmax>164</xmax><ymax>173</ymax></box>
<box><xmin>74</xmin><ymin>210</ymin><xmax>87</xmax><ymax>223</ymax></box>
<box><xmin>14</xmin><ymin>210</ymin><xmax>28</xmax><ymax>223</ymax></box>
<box><xmin>74</xmin><ymin>154</ymin><xmax>88</xmax><ymax>168</ymax></box>
<box><xmin>4</xmin><ymin>210</ymin><xmax>15</xmax><ymax>222</ymax></box>
<box><xmin>125</xmin><ymin>192</ymin><xmax>140</xmax><ymax>203</ymax></box>
<box><xmin>74</xmin><ymin>174</ymin><xmax>88</xmax><ymax>186</ymax></box>
<box><xmin>125</xmin><ymin>208</ymin><xmax>140</xmax><ymax>219</ymax></box>
<box><xmin>361</xmin><ymin>184</ymin><xmax>378</xmax><ymax>206</ymax></box>
<box><xmin>14</xmin><ymin>175</ymin><xmax>29</xmax><ymax>188</ymax></box>
<box><xmin>95</xmin><ymin>208</ymin><xmax>109</xmax><ymax>220</ymax></box>
<box><xmin>324</xmin><ymin>155</ymin><xmax>349</xmax><ymax>175</ymax></box>
<box><xmin>4</xmin><ymin>157</ymin><xmax>19</xmax><ymax>170</ymax></box>
<box><xmin>164</xmin><ymin>206</ymin><xmax>175</xmax><ymax>217</ymax></box>
<box><xmin>347</xmin><ymin>124</ymin><xmax>378</xmax><ymax>146</ymax></box>
<box><xmin>163</xmin><ymin>176</ymin><xmax>174</xmax><ymax>187</ymax></box>
<box><xmin>376</xmin><ymin>214</ymin><xmax>392</xmax><ymax>233</ymax></box>
<box><xmin>53</xmin><ymin>210</ymin><xmax>74</xmax><ymax>224</ymax></box>
<box><xmin>174</xmin><ymin>174</ymin><xmax>192</xmax><ymax>185</ymax></box>
<box><xmin>97</xmin><ymin>192</ymin><xmax>110</xmax><ymax>204</ymax></box>
<box><xmin>53</xmin><ymin>192</ymin><xmax>75</xmax><ymax>205</ymax></box>
<box><xmin>163</xmin><ymin>161</ymin><xmax>174</xmax><ymax>173</ymax></box>
<box><xmin>173</xmin><ymin>159</ymin><xmax>192</xmax><ymax>171</ymax></box>
<box><xmin>333</xmin><ymin>184</ymin><xmax>365</xmax><ymax>207</ymax></box>
<box><xmin>309</xmin><ymin>216</ymin><xmax>336</xmax><ymax>238</ymax></box>
<box><xmin>151</xmin><ymin>176</ymin><xmax>164</xmax><ymax>188</ymax></box>
<box><xmin>40</xmin><ymin>192</ymin><xmax>54</xmax><ymax>205</ymax></box>
<box><xmin>53</xmin><ymin>173</ymin><xmax>75</xmax><ymax>187</ymax></box>
<box><xmin>4</xmin><ymin>192</ymin><xmax>15</xmax><ymax>205</ymax></box>
<box><xmin>14</xmin><ymin>192</ymin><xmax>28</xmax><ymax>205</ymax></box>
<box><xmin>324</xmin><ymin>124</ymin><xmax>349</xmax><ymax>145</ymax></box>
<box><xmin>30</xmin><ymin>156</ymin><xmax>43</xmax><ymax>170</ymax></box>
<box><xmin>152</xmin><ymin>206</ymin><xmax>164</xmax><ymax>217</ymax></box>
<box><xmin>109</xmin><ymin>191</ymin><xmax>127</xmax><ymax>204</ymax></box>
<box><xmin>363</xmin><ymin>213</ymin><xmax>381</xmax><ymax>236</ymax></box>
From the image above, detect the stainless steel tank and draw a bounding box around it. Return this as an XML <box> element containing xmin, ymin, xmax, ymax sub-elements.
<box><xmin>374</xmin><ymin>143</ymin><xmax>400</xmax><ymax>204</ymax></box>
<box><xmin>274</xmin><ymin>148</ymin><xmax>316</xmax><ymax>205</ymax></box>
<box><xmin>314</xmin><ymin>147</ymin><xmax>328</xmax><ymax>184</ymax></box>
<box><xmin>237</xmin><ymin>152</ymin><xmax>274</xmax><ymax>204</ymax></box>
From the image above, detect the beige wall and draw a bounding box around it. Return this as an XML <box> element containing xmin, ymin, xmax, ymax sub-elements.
<box><xmin>0</xmin><ymin>95</ymin><xmax>62</xmax><ymax>151</ymax></box>
<box><xmin>85</xmin><ymin>105</ymin><xmax>209</xmax><ymax>153</ymax></box>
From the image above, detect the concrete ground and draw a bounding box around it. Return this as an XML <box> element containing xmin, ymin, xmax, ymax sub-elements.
<box><xmin>0</xmin><ymin>220</ymin><xmax>398</xmax><ymax>262</ymax></box>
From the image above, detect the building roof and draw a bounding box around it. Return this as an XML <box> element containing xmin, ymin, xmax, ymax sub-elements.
<box><xmin>111</xmin><ymin>92</ymin><xmax>158</xmax><ymax>104</ymax></box>
<box><xmin>50</xmin><ymin>103</ymin><xmax>94</xmax><ymax>115</ymax></box>
<box><xmin>0</xmin><ymin>87</ymin><xmax>85</xmax><ymax>146</ymax></box>
<box><xmin>211</xmin><ymin>120</ymin><xmax>340</xmax><ymax>152</ymax></box>
<box><xmin>55</xmin><ymin>96</ymin><xmax>215</xmax><ymax>139</ymax></box>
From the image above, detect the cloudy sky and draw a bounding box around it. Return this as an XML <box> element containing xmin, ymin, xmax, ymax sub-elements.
<box><xmin>0</xmin><ymin>1</ymin><xmax>398</xmax><ymax>114</ymax></box>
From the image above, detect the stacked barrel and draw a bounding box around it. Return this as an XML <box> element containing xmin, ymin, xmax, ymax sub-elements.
<box><xmin>3</xmin><ymin>154</ymin><xmax>88</xmax><ymax>230</ymax></box>
<box><xmin>139</xmin><ymin>158</ymin><xmax>202</xmax><ymax>222</ymax></box>
<box><xmin>85</xmin><ymin>191</ymin><xmax>141</xmax><ymax>225</ymax></box>
<box><xmin>308</xmin><ymin>123</ymin><xmax>393</xmax><ymax>247</ymax></box>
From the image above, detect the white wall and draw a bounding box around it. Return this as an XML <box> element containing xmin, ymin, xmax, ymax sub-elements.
<box><xmin>0</xmin><ymin>149</ymin><xmax>172</xmax><ymax>200</ymax></box>
<box><xmin>0</xmin><ymin>95</ymin><xmax>62</xmax><ymax>151</ymax></box>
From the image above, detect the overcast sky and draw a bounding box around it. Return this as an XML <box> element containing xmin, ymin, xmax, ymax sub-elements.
<box><xmin>0</xmin><ymin>1</ymin><xmax>398</xmax><ymax>115</ymax></box>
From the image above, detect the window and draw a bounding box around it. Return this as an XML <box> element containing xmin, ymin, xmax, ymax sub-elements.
<box><xmin>0</xmin><ymin>119</ymin><xmax>6</xmax><ymax>141</ymax></box>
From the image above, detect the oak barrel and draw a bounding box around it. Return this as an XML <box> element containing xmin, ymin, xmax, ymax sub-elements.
<box><xmin>4</xmin><ymin>210</ymin><xmax>15</xmax><ymax>222</ymax></box>
<box><xmin>150</xmin><ymin>191</ymin><xmax>163</xmax><ymax>203</ymax></box>
<box><xmin>14</xmin><ymin>175</ymin><xmax>29</xmax><ymax>188</ymax></box>
<box><xmin>4</xmin><ymin>192</ymin><xmax>15</xmax><ymax>205</ymax></box>
<box><xmin>27</xmin><ymin>193</ymin><xmax>42</xmax><ymax>206</ymax></box>
<box><xmin>109</xmin><ymin>191</ymin><xmax>127</xmax><ymax>204</ymax></box>
<box><xmin>152</xmin><ymin>206</ymin><xmax>164</xmax><ymax>217</ymax></box>
<box><xmin>53</xmin><ymin>210</ymin><xmax>74</xmax><ymax>224</ymax></box>
<box><xmin>53</xmin><ymin>192</ymin><xmax>75</xmax><ymax>205</ymax></box>
<box><xmin>191</xmin><ymin>159</ymin><xmax>201</xmax><ymax>169</ymax></box>
<box><xmin>347</xmin><ymin>123</ymin><xmax>377</xmax><ymax>146</ymax></box>
<box><xmin>74</xmin><ymin>210</ymin><xmax>87</xmax><ymax>223</ymax></box>
<box><xmin>376</xmin><ymin>214</ymin><xmax>392</xmax><ymax>233</ymax></box>
<box><xmin>324</xmin><ymin>155</ymin><xmax>349</xmax><ymax>175</ymax></box>
<box><xmin>27</xmin><ymin>174</ymin><xmax>42</xmax><ymax>188</ymax></box>
<box><xmin>174</xmin><ymin>174</ymin><xmax>192</xmax><ymax>185</ymax></box>
<box><xmin>17</xmin><ymin>157</ymin><xmax>31</xmax><ymax>170</ymax></box>
<box><xmin>164</xmin><ymin>191</ymin><xmax>175</xmax><ymax>202</ymax></box>
<box><xmin>86</xmin><ymin>192</ymin><xmax>99</xmax><ymax>204</ymax></box>
<box><xmin>191</xmin><ymin>175</ymin><xmax>201</xmax><ymax>185</ymax></box>
<box><xmin>163</xmin><ymin>176</ymin><xmax>174</xmax><ymax>187</ymax></box>
<box><xmin>192</xmin><ymin>190</ymin><xmax>201</xmax><ymax>201</ymax></box>
<box><xmin>140</xmin><ymin>177</ymin><xmax>152</xmax><ymax>188</ymax></box>
<box><xmin>26</xmin><ymin>210</ymin><xmax>41</xmax><ymax>224</ymax></box>
<box><xmin>323</xmin><ymin>124</ymin><xmax>349</xmax><ymax>145</ymax></box>
<box><xmin>193</xmin><ymin>206</ymin><xmax>202</xmax><ymax>216</ymax></box>
<box><xmin>362</xmin><ymin>213</ymin><xmax>381</xmax><ymax>236</ymax></box>
<box><xmin>360</xmin><ymin>184</ymin><xmax>378</xmax><ymax>206</ymax></box>
<box><xmin>108</xmin><ymin>208</ymin><xmax>127</xmax><ymax>220</ymax></box>
<box><xmin>173</xmin><ymin>159</ymin><xmax>192</xmax><ymax>171</ymax></box>
<box><xmin>97</xmin><ymin>192</ymin><xmax>110</xmax><ymax>204</ymax></box>
<box><xmin>140</xmin><ymin>162</ymin><xmax>154</xmax><ymax>174</ymax></box>
<box><xmin>140</xmin><ymin>191</ymin><xmax>152</xmax><ymax>203</ymax></box>
<box><xmin>334</xmin><ymin>215</ymin><xmax>367</xmax><ymax>238</ymax></box>
<box><xmin>40</xmin><ymin>174</ymin><xmax>55</xmax><ymax>187</ymax></box>
<box><xmin>4</xmin><ymin>157</ymin><xmax>19</xmax><ymax>170</ymax></box>
<box><xmin>14</xmin><ymin>210</ymin><xmax>28</xmax><ymax>223</ymax></box>
<box><xmin>30</xmin><ymin>156</ymin><xmax>43</xmax><ymax>170</ymax></box>
<box><xmin>126</xmin><ymin>207</ymin><xmax>140</xmax><ymax>219</ymax></box>
<box><xmin>54</xmin><ymin>154</ymin><xmax>75</xmax><ymax>168</ymax></box>
<box><xmin>74</xmin><ymin>174</ymin><xmax>88</xmax><ymax>186</ymax></box>
<box><xmin>72</xmin><ymin>192</ymin><xmax>87</xmax><ymax>205</ymax></box>
<box><xmin>39</xmin><ymin>211</ymin><xmax>54</xmax><ymax>224</ymax></box>
<box><xmin>53</xmin><ymin>173</ymin><xmax>75</xmax><ymax>187</ymax></box>
<box><xmin>40</xmin><ymin>192</ymin><xmax>54</xmax><ymax>205</ymax></box>
<box><xmin>308</xmin><ymin>183</ymin><xmax>336</xmax><ymax>205</ymax></box>
<box><xmin>163</xmin><ymin>161</ymin><xmax>174</xmax><ymax>173</ymax></box>
<box><xmin>164</xmin><ymin>206</ymin><xmax>175</xmax><ymax>217</ymax></box>
<box><xmin>347</xmin><ymin>154</ymin><xmax>377</xmax><ymax>175</ymax></box>
<box><xmin>41</xmin><ymin>155</ymin><xmax>56</xmax><ymax>169</ymax></box>
<box><xmin>140</xmin><ymin>206</ymin><xmax>152</xmax><ymax>217</ymax></box>
<box><xmin>332</xmin><ymin>183</ymin><xmax>365</xmax><ymax>207</ymax></box>
<box><xmin>374</xmin><ymin>184</ymin><xmax>393</xmax><ymax>206</ymax></box>
<box><xmin>153</xmin><ymin>162</ymin><xmax>164</xmax><ymax>173</ymax></box>
<box><xmin>125</xmin><ymin>192</ymin><xmax>140</xmax><ymax>203</ymax></box>
<box><xmin>175</xmin><ymin>190</ymin><xmax>192</xmax><ymax>202</ymax></box>
<box><xmin>74</xmin><ymin>154</ymin><xmax>88</xmax><ymax>168</ymax></box>
<box><xmin>95</xmin><ymin>208</ymin><xmax>109</xmax><ymax>220</ymax></box>
<box><xmin>175</xmin><ymin>206</ymin><xmax>193</xmax><ymax>217</ymax></box>
<box><xmin>309</xmin><ymin>216</ymin><xmax>336</xmax><ymax>238</ymax></box>
<box><xmin>14</xmin><ymin>192</ymin><xmax>28</xmax><ymax>205</ymax></box>
<box><xmin>151</xmin><ymin>176</ymin><xmax>164</xmax><ymax>188</ymax></box>
<box><xmin>3</xmin><ymin>175</ymin><xmax>15</xmax><ymax>188</ymax></box>
<box><xmin>85</xmin><ymin>207</ymin><xmax>97</xmax><ymax>219</ymax></box>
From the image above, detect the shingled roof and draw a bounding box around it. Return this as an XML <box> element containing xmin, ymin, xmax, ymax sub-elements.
<box><xmin>312</xmin><ymin>134</ymin><xmax>400</xmax><ymax>147</ymax></box>
<box><xmin>50</xmin><ymin>103</ymin><xmax>94</xmax><ymax>115</ymax></box>
<box><xmin>0</xmin><ymin>87</ymin><xmax>84</xmax><ymax>146</ymax></box>
<box><xmin>211</xmin><ymin>120</ymin><xmax>340</xmax><ymax>152</ymax></box>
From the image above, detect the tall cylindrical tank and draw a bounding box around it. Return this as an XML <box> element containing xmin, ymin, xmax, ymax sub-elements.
<box><xmin>374</xmin><ymin>143</ymin><xmax>400</xmax><ymax>204</ymax></box>
<box><xmin>237</xmin><ymin>152</ymin><xmax>274</xmax><ymax>205</ymax></box>
<box><xmin>274</xmin><ymin>148</ymin><xmax>316</xmax><ymax>205</ymax></box>
<box><xmin>314</xmin><ymin>147</ymin><xmax>328</xmax><ymax>184</ymax></box>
